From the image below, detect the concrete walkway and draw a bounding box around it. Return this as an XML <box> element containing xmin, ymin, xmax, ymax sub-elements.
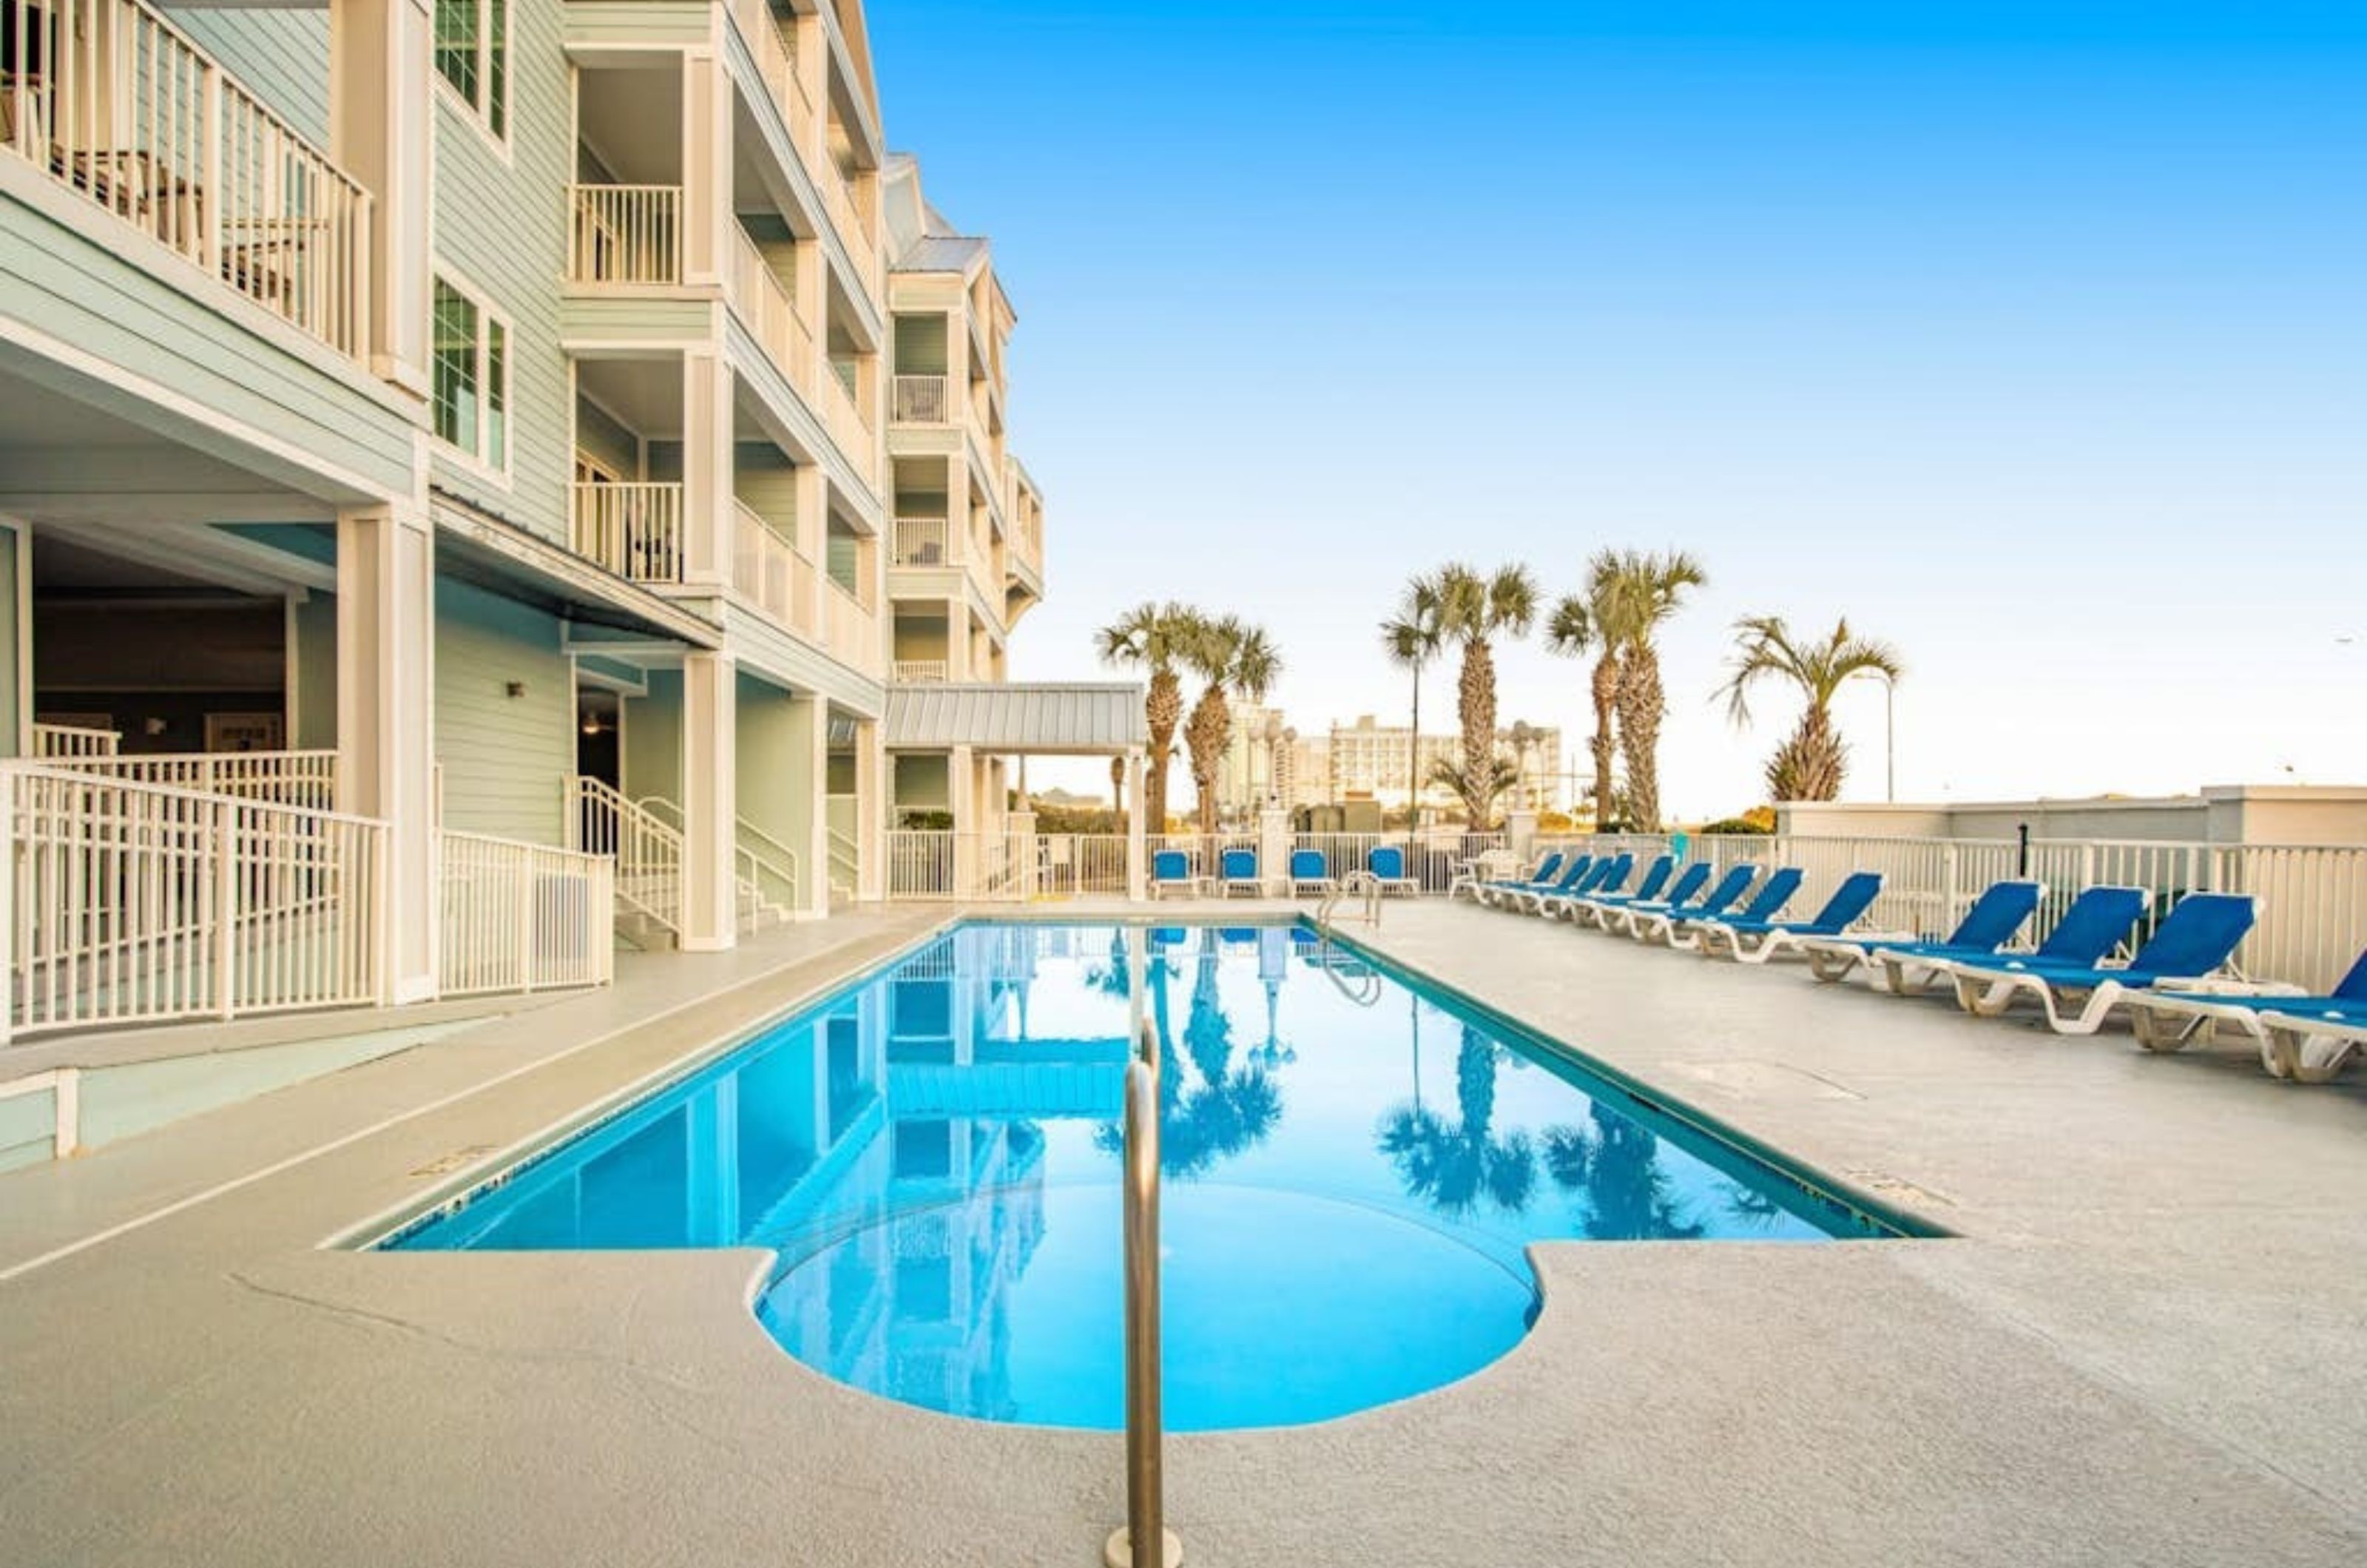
<box><xmin>1</xmin><ymin>899</ymin><xmax>2362</xmax><ymax>1565</ymax></box>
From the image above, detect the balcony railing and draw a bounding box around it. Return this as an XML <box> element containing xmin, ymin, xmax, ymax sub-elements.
<box><xmin>824</xmin><ymin>370</ymin><xmax>876</xmax><ymax>483</ymax></box>
<box><xmin>438</xmin><ymin>831</ymin><xmax>614</xmax><ymax>998</ymax></box>
<box><xmin>821</xmin><ymin>162</ymin><xmax>877</xmax><ymax>287</ymax></box>
<box><xmin>732</xmin><ymin>501</ymin><xmax>819</xmax><ymax>638</ymax></box>
<box><xmin>892</xmin><ymin>374</ymin><xmax>950</xmax><ymax>425</ymax></box>
<box><xmin>734</xmin><ymin>0</ymin><xmax>818</xmax><ymax>168</ymax></box>
<box><xmin>43</xmin><ymin>748</ymin><xmax>339</xmax><ymax>813</ymax></box>
<box><xmin>31</xmin><ymin>723</ymin><xmax>121</xmax><ymax>758</ymax></box>
<box><xmin>569</xmin><ymin>183</ymin><xmax>681</xmax><ymax>285</ymax></box>
<box><xmin>4</xmin><ymin>0</ymin><xmax>371</xmax><ymax>359</ymax></box>
<box><xmin>728</xmin><ymin>226</ymin><xmax>814</xmax><ymax>388</ymax></box>
<box><xmin>824</xmin><ymin>579</ymin><xmax>876</xmax><ymax>672</ymax></box>
<box><xmin>891</xmin><ymin>659</ymin><xmax>949</xmax><ymax>684</ymax></box>
<box><xmin>891</xmin><ymin>516</ymin><xmax>950</xmax><ymax>567</ymax></box>
<box><xmin>573</xmin><ymin>482</ymin><xmax>684</xmax><ymax>585</ymax></box>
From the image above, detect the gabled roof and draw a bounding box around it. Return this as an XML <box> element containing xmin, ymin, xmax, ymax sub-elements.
<box><xmin>885</xmin><ymin>683</ymin><xmax>1146</xmax><ymax>754</ymax></box>
<box><xmin>894</xmin><ymin>234</ymin><xmax>990</xmax><ymax>274</ymax></box>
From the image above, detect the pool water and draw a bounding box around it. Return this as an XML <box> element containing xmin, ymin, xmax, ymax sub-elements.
<box><xmin>385</xmin><ymin>923</ymin><xmax>1898</xmax><ymax>1430</ymax></box>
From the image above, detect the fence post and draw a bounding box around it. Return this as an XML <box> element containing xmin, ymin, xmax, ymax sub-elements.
<box><xmin>213</xmin><ymin>797</ymin><xmax>238</xmax><ymax>1020</ymax></box>
<box><xmin>0</xmin><ymin>773</ymin><xmax>14</xmax><ymax>1046</ymax></box>
<box><xmin>1258</xmin><ymin>808</ymin><xmax>1291</xmax><ymax>897</ymax></box>
<box><xmin>516</xmin><ymin>849</ymin><xmax>537</xmax><ymax>993</ymax></box>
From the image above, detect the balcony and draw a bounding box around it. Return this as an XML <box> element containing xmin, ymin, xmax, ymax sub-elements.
<box><xmin>823</xmin><ymin>578</ymin><xmax>878</xmax><ymax>675</ymax></box>
<box><xmin>4</xmin><ymin>0</ymin><xmax>371</xmax><ymax>362</ymax></box>
<box><xmin>573</xmin><ymin>482</ymin><xmax>685</xmax><ymax>586</ymax></box>
<box><xmin>891</xmin><ymin>516</ymin><xmax>950</xmax><ymax>568</ymax></box>
<box><xmin>892</xmin><ymin>374</ymin><xmax>950</xmax><ymax>425</ymax></box>
<box><xmin>891</xmin><ymin>660</ymin><xmax>948</xmax><ymax>684</ymax></box>
<box><xmin>732</xmin><ymin>500</ymin><xmax>817</xmax><ymax>639</ymax></box>
<box><xmin>569</xmin><ymin>184</ymin><xmax>682</xmax><ymax>285</ymax></box>
<box><xmin>728</xmin><ymin>227</ymin><xmax>814</xmax><ymax>385</ymax></box>
<box><xmin>820</xmin><ymin>162</ymin><xmax>877</xmax><ymax>289</ymax></box>
<box><xmin>824</xmin><ymin>370</ymin><xmax>877</xmax><ymax>484</ymax></box>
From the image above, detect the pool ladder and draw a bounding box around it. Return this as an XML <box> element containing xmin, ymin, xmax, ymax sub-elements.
<box><xmin>1110</xmin><ymin>1013</ymin><xmax>1181</xmax><ymax>1568</ymax></box>
<box><xmin>1314</xmin><ymin>870</ymin><xmax>1383</xmax><ymax>936</ymax></box>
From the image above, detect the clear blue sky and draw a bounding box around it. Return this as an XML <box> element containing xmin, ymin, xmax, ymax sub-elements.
<box><xmin>868</xmin><ymin>1</ymin><xmax>2367</xmax><ymax>816</ymax></box>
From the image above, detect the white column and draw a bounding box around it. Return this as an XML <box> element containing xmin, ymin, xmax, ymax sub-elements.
<box><xmin>1507</xmin><ymin>808</ymin><xmax>1541</xmax><ymax>865</ymax></box>
<box><xmin>1125</xmin><ymin>750</ymin><xmax>1147</xmax><ymax>902</ymax></box>
<box><xmin>337</xmin><ymin>505</ymin><xmax>436</xmax><ymax>1002</ymax></box>
<box><xmin>1259</xmin><ymin>807</ymin><xmax>1291</xmax><ymax>899</ymax></box>
<box><xmin>949</xmin><ymin>743</ymin><xmax>977</xmax><ymax>897</ymax></box>
<box><xmin>682</xmin><ymin>353</ymin><xmax>736</xmax><ymax>589</ymax></box>
<box><xmin>680</xmin><ymin>50</ymin><xmax>732</xmax><ymax>288</ymax></box>
<box><xmin>680</xmin><ymin>651</ymin><xmax>739</xmax><ymax>950</ymax></box>
<box><xmin>1009</xmin><ymin>808</ymin><xmax>1038</xmax><ymax>900</ymax></box>
<box><xmin>330</xmin><ymin>0</ymin><xmax>433</xmax><ymax>391</ymax></box>
<box><xmin>857</xmin><ymin>722</ymin><xmax>885</xmax><ymax>902</ymax></box>
<box><xmin>787</xmin><ymin>694</ymin><xmax>830</xmax><ymax>919</ymax></box>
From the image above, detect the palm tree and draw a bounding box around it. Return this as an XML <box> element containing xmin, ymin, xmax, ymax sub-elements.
<box><xmin>1181</xmin><ymin>615</ymin><xmax>1282</xmax><ymax>836</ymax></box>
<box><xmin>1595</xmin><ymin>549</ymin><xmax>1706</xmax><ymax>833</ymax></box>
<box><xmin>1544</xmin><ymin>557</ymin><xmax>1630</xmax><ymax>831</ymax></box>
<box><xmin>1432</xmin><ymin>563</ymin><xmax>1538</xmax><ymax>828</ymax></box>
<box><xmin>1378</xmin><ymin>574</ymin><xmax>1447</xmax><ymax>827</ymax></box>
<box><xmin>1095</xmin><ymin>602</ymin><xmax>1202</xmax><ymax>834</ymax></box>
<box><xmin>1718</xmin><ymin>614</ymin><xmax>1904</xmax><ymax>802</ymax></box>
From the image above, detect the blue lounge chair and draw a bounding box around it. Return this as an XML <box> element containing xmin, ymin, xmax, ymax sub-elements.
<box><xmin>1874</xmin><ymin>883</ymin><xmax>2143</xmax><ymax>997</ymax></box>
<box><xmin>1947</xmin><ymin>891</ymin><xmax>2258</xmax><ymax>1035</ymax></box>
<box><xmin>1658</xmin><ymin>868</ymin><xmax>1804</xmax><ymax>951</ymax></box>
<box><xmin>1800</xmin><ymin>879</ymin><xmax>2043</xmax><ymax>988</ymax></box>
<box><xmin>1149</xmin><ymin>850</ymin><xmax>1201</xmax><ymax>899</ymax></box>
<box><xmin>1468</xmin><ymin>850</ymin><xmax>1565</xmax><ymax>907</ymax></box>
<box><xmin>1570</xmin><ymin>860</ymin><xmax>1709</xmax><ymax>929</ymax></box>
<box><xmin>1617</xmin><ymin>863</ymin><xmax>1761</xmax><ymax>942</ymax></box>
<box><xmin>1220</xmin><ymin>848</ymin><xmax>1263</xmax><ymax>898</ymax></box>
<box><xmin>2123</xmin><ymin>947</ymin><xmax>2367</xmax><ymax>1081</ymax></box>
<box><xmin>1368</xmin><ymin>845</ymin><xmax>1421</xmax><ymax>897</ymax></box>
<box><xmin>1548</xmin><ymin>854</ymin><xmax>1673</xmax><ymax>923</ymax></box>
<box><xmin>1486</xmin><ymin>854</ymin><xmax>1593</xmax><ymax>912</ymax></box>
<box><xmin>1530</xmin><ymin>852</ymin><xmax>1635</xmax><ymax>917</ymax></box>
<box><xmin>1695</xmin><ymin>871</ymin><xmax>1886</xmax><ymax>964</ymax></box>
<box><xmin>1288</xmin><ymin>848</ymin><xmax>1334</xmax><ymax>897</ymax></box>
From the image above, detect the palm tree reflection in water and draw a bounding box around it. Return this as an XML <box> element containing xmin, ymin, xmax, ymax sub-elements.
<box><xmin>1096</xmin><ymin>929</ymin><xmax>1281</xmax><ymax>1178</ymax></box>
<box><xmin>1377</xmin><ymin>1024</ymin><xmax>1540</xmax><ymax>1217</ymax></box>
<box><xmin>1541</xmin><ymin>1104</ymin><xmax>1707</xmax><ymax>1240</ymax></box>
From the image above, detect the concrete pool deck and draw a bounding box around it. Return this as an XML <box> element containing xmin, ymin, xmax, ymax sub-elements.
<box><xmin>1</xmin><ymin>899</ymin><xmax>2363</xmax><ymax>1565</ymax></box>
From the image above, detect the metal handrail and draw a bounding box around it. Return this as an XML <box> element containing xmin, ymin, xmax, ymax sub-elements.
<box><xmin>1109</xmin><ymin>1010</ymin><xmax>1180</xmax><ymax>1568</ymax></box>
<box><xmin>1314</xmin><ymin>868</ymin><xmax>1383</xmax><ymax>934</ymax></box>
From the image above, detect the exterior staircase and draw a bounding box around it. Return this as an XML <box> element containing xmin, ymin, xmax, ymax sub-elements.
<box><xmin>566</xmin><ymin>777</ymin><xmax>797</xmax><ymax>947</ymax></box>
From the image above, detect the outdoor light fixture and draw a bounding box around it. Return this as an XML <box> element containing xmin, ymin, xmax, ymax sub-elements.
<box><xmin>506</xmin><ymin>681</ymin><xmax>527</xmax><ymax>699</ymax></box>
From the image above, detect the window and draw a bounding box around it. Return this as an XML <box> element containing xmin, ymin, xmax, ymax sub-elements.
<box><xmin>434</xmin><ymin>0</ymin><xmax>507</xmax><ymax>137</ymax></box>
<box><xmin>433</xmin><ymin>277</ymin><xmax>508</xmax><ymax>470</ymax></box>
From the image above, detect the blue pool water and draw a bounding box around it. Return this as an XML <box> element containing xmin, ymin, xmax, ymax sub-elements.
<box><xmin>385</xmin><ymin>923</ymin><xmax>1898</xmax><ymax>1430</ymax></box>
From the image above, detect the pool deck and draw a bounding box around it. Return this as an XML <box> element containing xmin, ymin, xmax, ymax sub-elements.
<box><xmin>3</xmin><ymin>898</ymin><xmax>2364</xmax><ymax>1565</ymax></box>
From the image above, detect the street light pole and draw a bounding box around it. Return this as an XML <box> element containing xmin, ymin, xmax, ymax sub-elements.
<box><xmin>1885</xmin><ymin>675</ymin><xmax>1895</xmax><ymax>804</ymax></box>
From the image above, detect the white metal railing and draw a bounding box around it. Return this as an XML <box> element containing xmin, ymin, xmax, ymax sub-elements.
<box><xmin>732</xmin><ymin>501</ymin><xmax>817</xmax><ymax>636</ymax></box>
<box><xmin>573</xmin><ymin>482</ymin><xmax>684</xmax><ymax>586</ymax></box>
<box><xmin>1033</xmin><ymin>834</ymin><xmax>1131</xmax><ymax>899</ymax></box>
<box><xmin>4</xmin><ymin>0</ymin><xmax>373</xmax><ymax>357</ymax></box>
<box><xmin>729</xmin><ymin>226</ymin><xmax>815</xmax><ymax>387</ymax></box>
<box><xmin>565</xmin><ymin>776</ymin><xmax>682</xmax><ymax>936</ymax></box>
<box><xmin>826</xmin><ymin>823</ymin><xmax>859</xmax><ymax>899</ymax></box>
<box><xmin>567</xmin><ymin>183</ymin><xmax>681</xmax><ymax>285</ymax></box>
<box><xmin>3</xmin><ymin>764</ymin><xmax>384</xmax><ymax>1039</ymax></box>
<box><xmin>436</xmin><ymin>831</ymin><xmax>614</xmax><ymax>998</ymax></box>
<box><xmin>735</xmin><ymin>817</ymin><xmax>800</xmax><ymax>918</ymax></box>
<box><xmin>824</xmin><ymin>579</ymin><xmax>876</xmax><ymax>670</ymax></box>
<box><xmin>31</xmin><ymin>723</ymin><xmax>120</xmax><ymax>758</ymax></box>
<box><xmin>892</xmin><ymin>374</ymin><xmax>950</xmax><ymax>424</ymax></box>
<box><xmin>821</xmin><ymin>160</ymin><xmax>877</xmax><ymax>285</ymax></box>
<box><xmin>891</xmin><ymin>515</ymin><xmax>950</xmax><ymax>567</ymax></box>
<box><xmin>734</xmin><ymin>0</ymin><xmax>817</xmax><ymax>169</ymax></box>
<box><xmin>891</xmin><ymin>659</ymin><xmax>948</xmax><ymax>684</ymax></box>
<box><xmin>885</xmin><ymin>829</ymin><xmax>954</xmax><ymax>899</ymax></box>
<box><xmin>44</xmin><ymin>749</ymin><xmax>338</xmax><ymax>812</ymax></box>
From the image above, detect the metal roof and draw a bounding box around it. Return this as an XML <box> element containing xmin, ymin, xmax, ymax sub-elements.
<box><xmin>885</xmin><ymin>683</ymin><xmax>1147</xmax><ymax>754</ymax></box>
<box><xmin>892</xmin><ymin>234</ymin><xmax>989</xmax><ymax>274</ymax></box>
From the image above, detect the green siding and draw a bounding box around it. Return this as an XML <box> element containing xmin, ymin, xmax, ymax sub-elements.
<box><xmin>434</xmin><ymin>579</ymin><xmax>571</xmax><ymax>844</ymax></box>
<box><xmin>168</xmin><ymin>11</ymin><xmax>331</xmax><ymax>147</ymax></box>
<box><xmin>292</xmin><ymin>592</ymin><xmax>339</xmax><ymax>751</ymax></box>
<box><xmin>0</xmin><ymin>197</ymin><xmax>418</xmax><ymax>501</ymax></box>
<box><xmin>429</xmin><ymin>8</ymin><xmax>573</xmax><ymax>547</ymax></box>
<box><xmin>622</xmin><ymin>669</ymin><xmax>683</xmax><ymax>802</ymax></box>
<box><xmin>0</xmin><ymin>527</ymin><xmax>20</xmax><ymax>755</ymax></box>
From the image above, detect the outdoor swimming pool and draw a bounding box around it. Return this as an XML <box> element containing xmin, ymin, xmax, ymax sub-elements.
<box><xmin>383</xmin><ymin>922</ymin><xmax>1901</xmax><ymax>1430</ymax></box>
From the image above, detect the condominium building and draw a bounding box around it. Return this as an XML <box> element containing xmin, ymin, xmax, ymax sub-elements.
<box><xmin>0</xmin><ymin>0</ymin><xmax>1121</xmax><ymax>1042</ymax></box>
<box><xmin>1325</xmin><ymin>716</ymin><xmax>1566</xmax><ymax>813</ymax></box>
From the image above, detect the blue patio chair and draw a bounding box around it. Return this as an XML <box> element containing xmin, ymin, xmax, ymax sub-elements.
<box><xmin>1695</xmin><ymin>871</ymin><xmax>1886</xmax><ymax>963</ymax></box>
<box><xmin>1947</xmin><ymin>891</ymin><xmax>2258</xmax><ymax>1035</ymax></box>
<box><xmin>1528</xmin><ymin>852</ymin><xmax>1634</xmax><ymax>917</ymax></box>
<box><xmin>1614</xmin><ymin>862</ymin><xmax>1760</xmax><ymax>941</ymax></box>
<box><xmin>1802</xmin><ymin>879</ymin><xmax>2044</xmax><ymax>989</ymax></box>
<box><xmin>1149</xmin><ymin>850</ymin><xmax>1201</xmax><ymax>900</ymax></box>
<box><xmin>2124</xmin><ymin>948</ymin><xmax>2367</xmax><ymax>1081</ymax></box>
<box><xmin>1569</xmin><ymin>860</ymin><xmax>1709</xmax><ymax>930</ymax></box>
<box><xmin>1289</xmin><ymin>848</ymin><xmax>1334</xmax><ymax>897</ymax></box>
<box><xmin>1220</xmin><ymin>848</ymin><xmax>1263</xmax><ymax>898</ymax></box>
<box><xmin>1368</xmin><ymin>845</ymin><xmax>1420</xmax><ymax>896</ymax></box>
<box><xmin>1475</xmin><ymin>851</ymin><xmax>1572</xmax><ymax>908</ymax></box>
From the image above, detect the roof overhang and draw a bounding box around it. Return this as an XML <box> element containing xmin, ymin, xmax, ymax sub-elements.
<box><xmin>885</xmin><ymin>682</ymin><xmax>1147</xmax><ymax>755</ymax></box>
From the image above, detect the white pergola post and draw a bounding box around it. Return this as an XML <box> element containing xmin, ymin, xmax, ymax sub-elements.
<box><xmin>679</xmin><ymin>651</ymin><xmax>739</xmax><ymax>950</ymax></box>
<box><xmin>1125</xmin><ymin>748</ymin><xmax>1147</xmax><ymax>902</ymax></box>
<box><xmin>337</xmin><ymin>505</ymin><xmax>436</xmax><ymax>1002</ymax></box>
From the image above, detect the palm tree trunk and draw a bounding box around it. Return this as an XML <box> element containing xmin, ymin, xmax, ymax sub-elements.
<box><xmin>1590</xmin><ymin>653</ymin><xmax>1618</xmax><ymax>830</ymax></box>
<box><xmin>1615</xmin><ymin>646</ymin><xmax>1667</xmax><ymax>832</ymax></box>
<box><xmin>1186</xmin><ymin>683</ymin><xmax>1232</xmax><ymax>837</ymax></box>
<box><xmin>1144</xmin><ymin>668</ymin><xmax>1182</xmax><ymax>834</ymax></box>
<box><xmin>1458</xmin><ymin>640</ymin><xmax>1496</xmax><ymax>794</ymax></box>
